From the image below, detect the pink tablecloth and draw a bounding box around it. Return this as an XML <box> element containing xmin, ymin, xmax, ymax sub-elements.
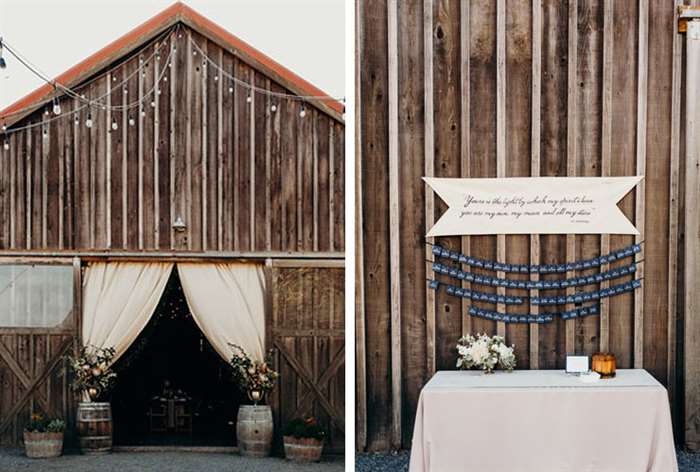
<box><xmin>409</xmin><ymin>369</ymin><xmax>677</xmax><ymax>472</ymax></box>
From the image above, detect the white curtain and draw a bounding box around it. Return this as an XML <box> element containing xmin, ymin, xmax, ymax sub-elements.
<box><xmin>177</xmin><ymin>263</ymin><xmax>266</xmax><ymax>363</ymax></box>
<box><xmin>82</xmin><ymin>262</ymin><xmax>174</xmax><ymax>364</ymax></box>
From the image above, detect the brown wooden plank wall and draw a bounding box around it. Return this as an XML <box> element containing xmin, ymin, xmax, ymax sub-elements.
<box><xmin>357</xmin><ymin>0</ymin><xmax>684</xmax><ymax>451</ymax></box>
<box><xmin>269</xmin><ymin>265</ymin><xmax>345</xmax><ymax>453</ymax></box>
<box><xmin>0</xmin><ymin>24</ymin><xmax>344</xmax><ymax>255</ymax></box>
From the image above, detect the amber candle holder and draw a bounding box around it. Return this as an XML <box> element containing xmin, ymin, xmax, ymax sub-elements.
<box><xmin>592</xmin><ymin>353</ymin><xmax>616</xmax><ymax>378</ymax></box>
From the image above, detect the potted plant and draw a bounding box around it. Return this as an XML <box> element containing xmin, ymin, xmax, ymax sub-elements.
<box><xmin>229</xmin><ymin>344</ymin><xmax>279</xmax><ymax>458</ymax></box>
<box><xmin>67</xmin><ymin>345</ymin><xmax>118</xmax><ymax>454</ymax></box>
<box><xmin>23</xmin><ymin>413</ymin><xmax>66</xmax><ymax>458</ymax></box>
<box><xmin>456</xmin><ymin>333</ymin><xmax>516</xmax><ymax>374</ymax></box>
<box><xmin>282</xmin><ymin>417</ymin><xmax>325</xmax><ymax>462</ymax></box>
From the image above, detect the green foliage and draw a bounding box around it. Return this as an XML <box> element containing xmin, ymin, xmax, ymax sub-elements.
<box><xmin>283</xmin><ymin>417</ymin><xmax>326</xmax><ymax>441</ymax></box>
<box><xmin>26</xmin><ymin>414</ymin><xmax>66</xmax><ymax>433</ymax></box>
<box><xmin>229</xmin><ymin>344</ymin><xmax>279</xmax><ymax>403</ymax></box>
<box><xmin>67</xmin><ymin>345</ymin><xmax>118</xmax><ymax>401</ymax></box>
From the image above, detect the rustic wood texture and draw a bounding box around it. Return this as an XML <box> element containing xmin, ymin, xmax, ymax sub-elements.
<box><xmin>270</xmin><ymin>265</ymin><xmax>345</xmax><ymax>454</ymax></box>
<box><xmin>0</xmin><ymin>25</ymin><xmax>344</xmax><ymax>255</ymax></box>
<box><xmin>358</xmin><ymin>0</ymin><xmax>686</xmax><ymax>451</ymax></box>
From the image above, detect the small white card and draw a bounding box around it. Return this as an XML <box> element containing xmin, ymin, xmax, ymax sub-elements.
<box><xmin>566</xmin><ymin>355</ymin><xmax>589</xmax><ymax>373</ymax></box>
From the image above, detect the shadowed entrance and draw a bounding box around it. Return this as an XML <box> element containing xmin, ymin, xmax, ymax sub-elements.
<box><xmin>110</xmin><ymin>269</ymin><xmax>242</xmax><ymax>447</ymax></box>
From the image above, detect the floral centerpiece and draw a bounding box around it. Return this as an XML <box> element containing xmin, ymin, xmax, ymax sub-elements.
<box><xmin>229</xmin><ymin>344</ymin><xmax>279</xmax><ymax>405</ymax></box>
<box><xmin>67</xmin><ymin>345</ymin><xmax>118</xmax><ymax>401</ymax></box>
<box><xmin>282</xmin><ymin>417</ymin><xmax>325</xmax><ymax>462</ymax></box>
<box><xmin>456</xmin><ymin>333</ymin><xmax>516</xmax><ymax>374</ymax></box>
<box><xmin>24</xmin><ymin>413</ymin><xmax>66</xmax><ymax>458</ymax></box>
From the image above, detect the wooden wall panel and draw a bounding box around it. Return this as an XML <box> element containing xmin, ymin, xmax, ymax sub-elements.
<box><xmin>270</xmin><ymin>265</ymin><xmax>345</xmax><ymax>453</ymax></box>
<box><xmin>358</xmin><ymin>0</ymin><xmax>685</xmax><ymax>451</ymax></box>
<box><xmin>0</xmin><ymin>24</ymin><xmax>344</xmax><ymax>256</ymax></box>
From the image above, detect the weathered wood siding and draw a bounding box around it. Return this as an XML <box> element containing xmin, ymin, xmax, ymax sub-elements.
<box><xmin>0</xmin><ymin>24</ymin><xmax>344</xmax><ymax>255</ymax></box>
<box><xmin>268</xmin><ymin>262</ymin><xmax>345</xmax><ymax>453</ymax></box>
<box><xmin>357</xmin><ymin>0</ymin><xmax>687</xmax><ymax>451</ymax></box>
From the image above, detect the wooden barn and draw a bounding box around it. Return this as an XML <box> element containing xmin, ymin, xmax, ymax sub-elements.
<box><xmin>0</xmin><ymin>3</ymin><xmax>345</xmax><ymax>453</ymax></box>
<box><xmin>356</xmin><ymin>0</ymin><xmax>698</xmax><ymax>453</ymax></box>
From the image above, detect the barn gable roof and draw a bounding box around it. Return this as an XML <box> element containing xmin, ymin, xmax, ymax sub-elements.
<box><xmin>0</xmin><ymin>2</ymin><xmax>344</xmax><ymax>126</ymax></box>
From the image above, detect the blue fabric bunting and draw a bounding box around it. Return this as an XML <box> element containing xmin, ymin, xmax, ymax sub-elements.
<box><xmin>468</xmin><ymin>305</ymin><xmax>599</xmax><ymax>324</ymax></box>
<box><xmin>432</xmin><ymin>243</ymin><xmax>641</xmax><ymax>273</ymax></box>
<box><xmin>431</xmin><ymin>261</ymin><xmax>638</xmax><ymax>291</ymax></box>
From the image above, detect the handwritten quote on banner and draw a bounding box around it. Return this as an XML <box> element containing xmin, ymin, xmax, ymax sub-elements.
<box><xmin>424</xmin><ymin>176</ymin><xmax>643</xmax><ymax>236</ymax></box>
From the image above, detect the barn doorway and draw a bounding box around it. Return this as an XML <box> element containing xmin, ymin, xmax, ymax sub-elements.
<box><xmin>110</xmin><ymin>268</ymin><xmax>243</xmax><ymax>447</ymax></box>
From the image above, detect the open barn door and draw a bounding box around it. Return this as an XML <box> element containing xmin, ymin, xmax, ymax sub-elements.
<box><xmin>267</xmin><ymin>260</ymin><xmax>345</xmax><ymax>454</ymax></box>
<box><xmin>0</xmin><ymin>259</ymin><xmax>80</xmax><ymax>446</ymax></box>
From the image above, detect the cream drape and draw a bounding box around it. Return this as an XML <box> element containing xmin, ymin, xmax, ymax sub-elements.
<box><xmin>177</xmin><ymin>263</ymin><xmax>266</xmax><ymax>363</ymax></box>
<box><xmin>82</xmin><ymin>262</ymin><xmax>174</xmax><ymax>364</ymax></box>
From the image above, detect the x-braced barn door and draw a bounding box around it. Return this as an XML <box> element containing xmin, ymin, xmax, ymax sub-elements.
<box><xmin>0</xmin><ymin>259</ymin><xmax>80</xmax><ymax>446</ymax></box>
<box><xmin>267</xmin><ymin>260</ymin><xmax>345</xmax><ymax>454</ymax></box>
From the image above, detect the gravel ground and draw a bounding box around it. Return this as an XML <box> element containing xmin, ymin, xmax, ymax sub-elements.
<box><xmin>0</xmin><ymin>449</ymin><xmax>344</xmax><ymax>472</ymax></box>
<box><xmin>356</xmin><ymin>450</ymin><xmax>700</xmax><ymax>472</ymax></box>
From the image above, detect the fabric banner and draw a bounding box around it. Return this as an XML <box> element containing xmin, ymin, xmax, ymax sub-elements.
<box><xmin>178</xmin><ymin>263</ymin><xmax>267</xmax><ymax>363</ymax></box>
<box><xmin>82</xmin><ymin>262</ymin><xmax>174</xmax><ymax>365</ymax></box>
<box><xmin>424</xmin><ymin>176</ymin><xmax>643</xmax><ymax>236</ymax></box>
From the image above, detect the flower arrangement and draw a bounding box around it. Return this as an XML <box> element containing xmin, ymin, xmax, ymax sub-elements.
<box><xmin>67</xmin><ymin>345</ymin><xmax>118</xmax><ymax>401</ymax></box>
<box><xmin>25</xmin><ymin>413</ymin><xmax>66</xmax><ymax>433</ymax></box>
<box><xmin>229</xmin><ymin>344</ymin><xmax>279</xmax><ymax>404</ymax></box>
<box><xmin>282</xmin><ymin>417</ymin><xmax>326</xmax><ymax>441</ymax></box>
<box><xmin>456</xmin><ymin>333</ymin><xmax>516</xmax><ymax>373</ymax></box>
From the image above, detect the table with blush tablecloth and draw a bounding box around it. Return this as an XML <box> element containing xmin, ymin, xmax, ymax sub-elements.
<box><xmin>409</xmin><ymin>369</ymin><xmax>677</xmax><ymax>472</ymax></box>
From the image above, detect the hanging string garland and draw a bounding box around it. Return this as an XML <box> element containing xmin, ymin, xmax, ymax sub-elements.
<box><xmin>429</xmin><ymin>242</ymin><xmax>642</xmax><ymax>274</ymax></box>
<box><xmin>0</xmin><ymin>23</ymin><xmax>345</xmax><ymax>144</ymax></box>
<box><xmin>432</xmin><ymin>260</ymin><xmax>638</xmax><ymax>290</ymax></box>
<box><xmin>428</xmin><ymin>277</ymin><xmax>641</xmax><ymax>306</ymax></box>
<box><xmin>428</xmin><ymin>240</ymin><xmax>644</xmax><ymax>324</ymax></box>
<box><xmin>469</xmin><ymin>304</ymin><xmax>600</xmax><ymax>324</ymax></box>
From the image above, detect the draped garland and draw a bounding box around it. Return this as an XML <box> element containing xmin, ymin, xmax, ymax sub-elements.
<box><xmin>429</xmin><ymin>242</ymin><xmax>643</xmax><ymax>324</ymax></box>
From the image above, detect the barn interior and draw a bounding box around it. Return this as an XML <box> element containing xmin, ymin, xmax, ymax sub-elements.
<box><xmin>110</xmin><ymin>268</ymin><xmax>243</xmax><ymax>447</ymax></box>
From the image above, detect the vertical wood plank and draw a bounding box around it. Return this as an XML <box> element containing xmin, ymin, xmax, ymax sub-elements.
<box><xmin>424</xmin><ymin>0</ymin><xmax>436</xmax><ymax>378</ymax></box>
<box><xmin>667</xmin><ymin>0</ymin><xmax>683</xmax><ymax>431</ymax></box>
<box><xmin>634</xmin><ymin>0</ymin><xmax>648</xmax><ymax>369</ymax></box>
<box><xmin>684</xmin><ymin>16</ymin><xmax>700</xmax><ymax>450</ymax></box>
<box><xmin>565</xmin><ymin>0</ymin><xmax>578</xmax><ymax>355</ymax></box>
<box><xmin>599</xmin><ymin>0</ymin><xmax>614</xmax><ymax>353</ymax></box>
<box><xmin>387</xmin><ymin>0</ymin><xmax>402</xmax><ymax>449</ymax></box>
<box><xmin>460</xmin><ymin>0</ymin><xmax>471</xmax><ymax>338</ymax></box>
<box><xmin>496</xmin><ymin>0</ymin><xmax>506</xmax><ymax>339</ymax></box>
<box><xmin>529</xmin><ymin>0</ymin><xmax>542</xmax><ymax>368</ymax></box>
<box><xmin>355</xmin><ymin>0</ymin><xmax>367</xmax><ymax>450</ymax></box>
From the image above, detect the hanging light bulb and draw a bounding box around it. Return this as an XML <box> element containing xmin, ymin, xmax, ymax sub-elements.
<box><xmin>270</xmin><ymin>104</ymin><xmax>277</xmax><ymax>112</ymax></box>
<box><xmin>2</xmin><ymin>125</ymin><xmax>6</xmax><ymax>132</ymax></box>
<box><xmin>299</xmin><ymin>104</ymin><xmax>306</xmax><ymax>118</ymax></box>
<box><xmin>85</xmin><ymin>113</ymin><xmax>93</xmax><ymax>128</ymax></box>
<box><xmin>3</xmin><ymin>141</ymin><xmax>9</xmax><ymax>150</ymax></box>
<box><xmin>111</xmin><ymin>118</ymin><xmax>118</xmax><ymax>130</ymax></box>
<box><xmin>141</xmin><ymin>108</ymin><xmax>146</xmax><ymax>117</ymax></box>
<box><xmin>228</xmin><ymin>86</ymin><xmax>233</xmax><ymax>93</ymax></box>
<box><xmin>246</xmin><ymin>93</ymin><xmax>252</xmax><ymax>104</ymax></box>
<box><xmin>74</xmin><ymin>115</ymin><xmax>79</xmax><ymax>125</ymax></box>
<box><xmin>123</xmin><ymin>87</ymin><xmax>128</xmax><ymax>95</ymax></box>
<box><xmin>214</xmin><ymin>75</ymin><xmax>219</xmax><ymax>82</ymax></box>
<box><xmin>151</xmin><ymin>100</ymin><xmax>156</xmax><ymax>108</ymax></box>
<box><xmin>44</xmin><ymin>108</ymin><xmax>49</xmax><ymax>116</ymax></box>
<box><xmin>52</xmin><ymin>98</ymin><xmax>61</xmax><ymax>115</ymax></box>
<box><xmin>129</xmin><ymin>116</ymin><xmax>135</xmax><ymax>126</ymax></box>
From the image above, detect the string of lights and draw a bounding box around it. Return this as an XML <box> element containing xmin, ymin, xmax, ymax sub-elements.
<box><xmin>0</xmin><ymin>24</ymin><xmax>179</xmax><ymax>117</ymax></box>
<box><xmin>1</xmin><ymin>23</ymin><xmax>344</xmax><ymax>147</ymax></box>
<box><xmin>1</xmin><ymin>33</ymin><xmax>177</xmax><ymax>139</ymax></box>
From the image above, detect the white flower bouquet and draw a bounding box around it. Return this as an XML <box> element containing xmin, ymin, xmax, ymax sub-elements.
<box><xmin>456</xmin><ymin>333</ymin><xmax>516</xmax><ymax>374</ymax></box>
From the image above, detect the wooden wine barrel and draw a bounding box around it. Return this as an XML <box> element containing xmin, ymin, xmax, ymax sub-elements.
<box><xmin>76</xmin><ymin>402</ymin><xmax>113</xmax><ymax>454</ymax></box>
<box><xmin>236</xmin><ymin>405</ymin><xmax>273</xmax><ymax>457</ymax></box>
